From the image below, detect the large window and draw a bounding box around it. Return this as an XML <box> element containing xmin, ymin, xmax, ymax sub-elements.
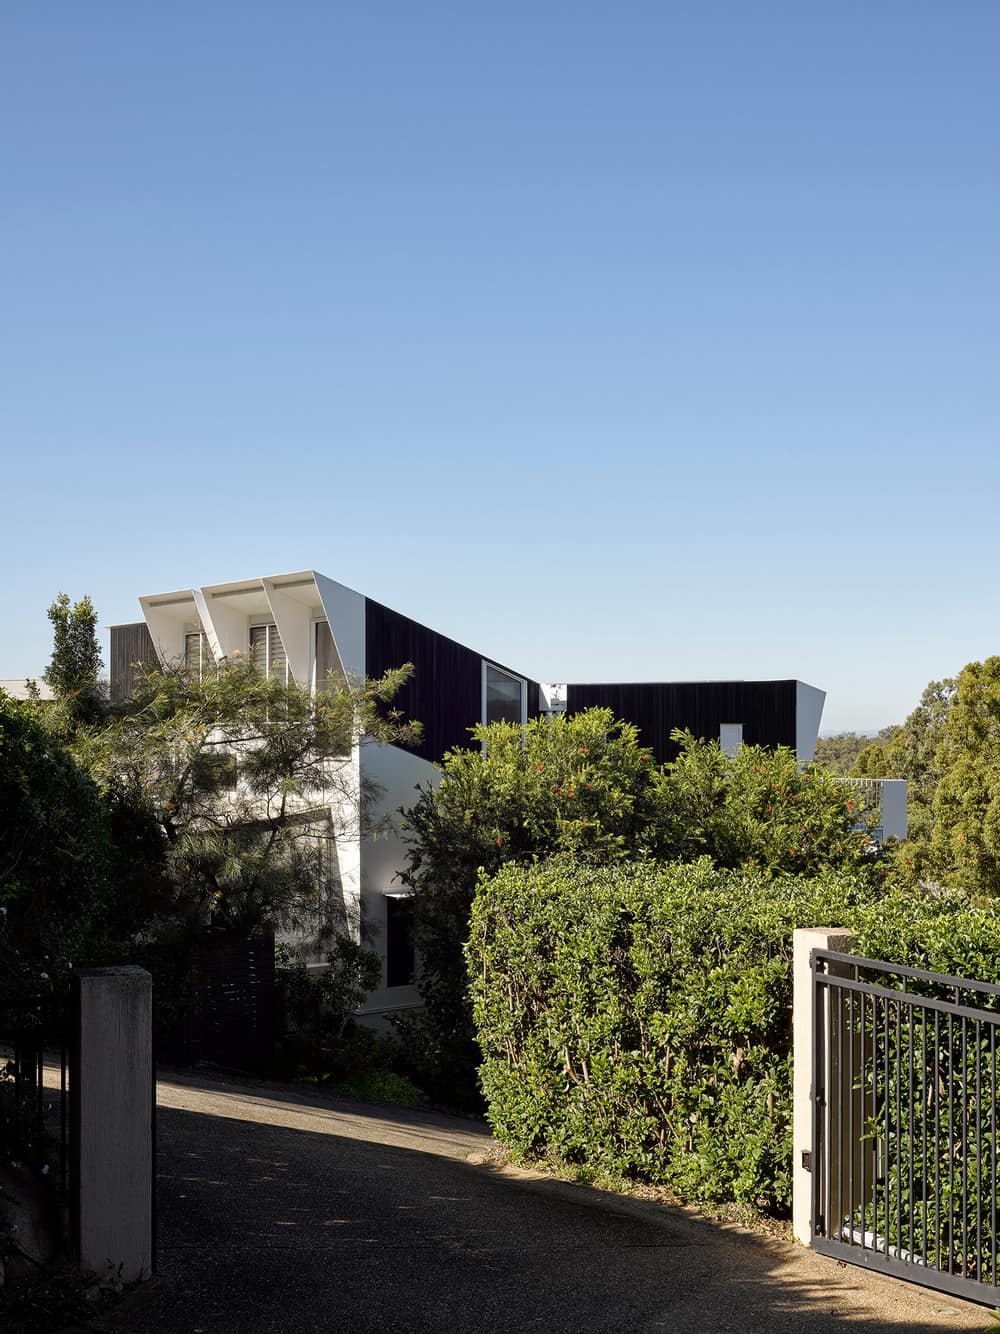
<box><xmin>249</xmin><ymin>623</ymin><xmax>287</xmax><ymax>683</ymax></box>
<box><xmin>483</xmin><ymin>662</ymin><xmax>527</xmax><ymax>726</ymax></box>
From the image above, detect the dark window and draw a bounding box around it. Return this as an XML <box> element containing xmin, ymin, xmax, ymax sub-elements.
<box><xmin>485</xmin><ymin>663</ymin><xmax>525</xmax><ymax>725</ymax></box>
<box><xmin>314</xmin><ymin>620</ymin><xmax>342</xmax><ymax>689</ymax></box>
<box><xmin>385</xmin><ymin>894</ymin><xmax>415</xmax><ymax>988</ymax></box>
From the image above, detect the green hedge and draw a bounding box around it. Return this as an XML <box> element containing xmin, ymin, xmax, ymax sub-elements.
<box><xmin>468</xmin><ymin>858</ymin><xmax>1000</xmax><ymax>1214</ymax></box>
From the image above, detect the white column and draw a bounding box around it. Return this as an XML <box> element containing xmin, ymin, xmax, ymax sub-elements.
<box><xmin>792</xmin><ymin>926</ymin><xmax>853</xmax><ymax>1245</ymax></box>
<box><xmin>74</xmin><ymin>966</ymin><xmax>153</xmax><ymax>1282</ymax></box>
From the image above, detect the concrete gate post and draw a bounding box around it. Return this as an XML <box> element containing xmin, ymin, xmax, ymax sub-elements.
<box><xmin>792</xmin><ymin>927</ymin><xmax>854</xmax><ymax>1246</ymax></box>
<box><xmin>73</xmin><ymin>966</ymin><xmax>153</xmax><ymax>1281</ymax></box>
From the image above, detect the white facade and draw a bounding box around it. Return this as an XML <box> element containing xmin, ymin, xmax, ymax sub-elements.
<box><xmin>131</xmin><ymin>570</ymin><xmax>432</xmax><ymax>1017</ymax></box>
<box><xmin>121</xmin><ymin>568</ymin><xmax>851</xmax><ymax>1020</ymax></box>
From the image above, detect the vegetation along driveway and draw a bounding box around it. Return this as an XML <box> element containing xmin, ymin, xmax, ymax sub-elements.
<box><xmin>85</xmin><ymin>1070</ymin><xmax>988</xmax><ymax>1334</ymax></box>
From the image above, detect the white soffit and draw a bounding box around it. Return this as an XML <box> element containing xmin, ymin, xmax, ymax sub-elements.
<box><xmin>139</xmin><ymin>590</ymin><xmax>198</xmax><ymax>666</ymax></box>
<box><xmin>263</xmin><ymin>575</ymin><xmax>316</xmax><ymax>686</ymax></box>
<box><xmin>314</xmin><ymin>572</ymin><xmax>365</xmax><ymax>682</ymax></box>
<box><xmin>197</xmin><ymin>584</ymin><xmax>256</xmax><ymax>661</ymax></box>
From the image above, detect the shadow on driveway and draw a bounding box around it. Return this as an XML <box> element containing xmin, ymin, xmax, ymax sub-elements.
<box><xmin>88</xmin><ymin>1073</ymin><xmax>989</xmax><ymax>1334</ymax></box>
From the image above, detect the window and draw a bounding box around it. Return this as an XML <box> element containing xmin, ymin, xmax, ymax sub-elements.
<box><xmin>249</xmin><ymin>623</ymin><xmax>288</xmax><ymax>683</ymax></box>
<box><xmin>719</xmin><ymin>723</ymin><xmax>743</xmax><ymax>758</ymax></box>
<box><xmin>312</xmin><ymin>619</ymin><xmax>343</xmax><ymax>691</ymax></box>
<box><xmin>184</xmin><ymin>631</ymin><xmax>212</xmax><ymax>679</ymax></box>
<box><xmin>483</xmin><ymin>662</ymin><xmax>527</xmax><ymax>726</ymax></box>
<box><xmin>384</xmin><ymin>891</ymin><xmax>415</xmax><ymax>988</ymax></box>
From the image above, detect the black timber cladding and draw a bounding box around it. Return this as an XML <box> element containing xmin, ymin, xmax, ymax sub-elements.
<box><xmin>364</xmin><ymin>599</ymin><xmax>540</xmax><ymax>763</ymax></box>
<box><xmin>566</xmin><ymin>680</ymin><xmax>798</xmax><ymax>765</ymax></box>
<box><xmin>109</xmin><ymin>622</ymin><xmax>158</xmax><ymax>703</ymax></box>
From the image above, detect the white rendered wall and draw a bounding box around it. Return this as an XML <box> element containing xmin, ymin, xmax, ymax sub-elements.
<box><xmin>878</xmin><ymin>779</ymin><xmax>907</xmax><ymax>841</ymax></box>
<box><xmin>314</xmin><ymin>574</ymin><xmax>366</xmax><ymax>681</ymax></box>
<box><xmin>795</xmin><ymin>681</ymin><xmax>826</xmax><ymax>763</ymax></box>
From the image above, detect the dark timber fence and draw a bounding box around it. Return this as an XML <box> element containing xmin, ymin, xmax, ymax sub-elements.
<box><xmin>159</xmin><ymin>927</ymin><xmax>276</xmax><ymax>1072</ymax></box>
<box><xmin>812</xmin><ymin>948</ymin><xmax>1000</xmax><ymax>1306</ymax></box>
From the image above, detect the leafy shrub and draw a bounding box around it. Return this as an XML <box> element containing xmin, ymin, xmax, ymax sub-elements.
<box><xmin>401</xmin><ymin>708</ymin><xmax>656</xmax><ymax>1107</ymax></box>
<box><xmin>341</xmin><ymin>1069</ymin><xmax>424</xmax><ymax>1107</ymax></box>
<box><xmin>0</xmin><ymin>692</ymin><xmax>113</xmax><ymax>995</ymax></box>
<box><xmin>402</xmin><ymin>715</ymin><xmax>878</xmax><ymax>1109</ymax></box>
<box><xmin>273</xmin><ymin>937</ymin><xmax>383</xmax><ymax>1079</ymax></box>
<box><xmin>651</xmin><ymin>730</ymin><xmax>884</xmax><ymax>877</ymax></box>
<box><xmin>468</xmin><ymin>858</ymin><xmax>1000</xmax><ymax>1215</ymax></box>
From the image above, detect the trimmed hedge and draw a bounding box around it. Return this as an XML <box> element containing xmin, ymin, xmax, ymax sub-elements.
<box><xmin>468</xmin><ymin>857</ymin><xmax>1000</xmax><ymax>1214</ymax></box>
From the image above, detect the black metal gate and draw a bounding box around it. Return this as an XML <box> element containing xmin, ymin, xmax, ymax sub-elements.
<box><xmin>0</xmin><ymin>991</ymin><xmax>72</xmax><ymax>1199</ymax></box>
<box><xmin>812</xmin><ymin>948</ymin><xmax>1000</xmax><ymax>1305</ymax></box>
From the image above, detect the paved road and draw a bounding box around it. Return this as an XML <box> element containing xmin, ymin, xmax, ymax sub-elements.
<box><xmin>88</xmin><ymin>1071</ymin><xmax>989</xmax><ymax>1334</ymax></box>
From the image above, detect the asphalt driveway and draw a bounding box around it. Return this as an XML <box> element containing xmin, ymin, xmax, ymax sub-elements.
<box><xmin>83</xmin><ymin>1070</ymin><xmax>989</xmax><ymax>1334</ymax></box>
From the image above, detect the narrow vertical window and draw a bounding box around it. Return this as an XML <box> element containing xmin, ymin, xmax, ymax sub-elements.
<box><xmin>313</xmin><ymin>619</ymin><xmax>341</xmax><ymax>691</ymax></box>
<box><xmin>719</xmin><ymin>723</ymin><xmax>743</xmax><ymax>757</ymax></box>
<box><xmin>385</xmin><ymin>891</ymin><xmax>415</xmax><ymax>988</ymax></box>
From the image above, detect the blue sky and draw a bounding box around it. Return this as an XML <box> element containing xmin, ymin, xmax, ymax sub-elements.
<box><xmin>2</xmin><ymin>2</ymin><xmax>997</xmax><ymax>733</ymax></box>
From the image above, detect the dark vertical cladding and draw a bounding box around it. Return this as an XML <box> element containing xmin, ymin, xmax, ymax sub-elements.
<box><xmin>109</xmin><ymin>622</ymin><xmax>158</xmax><ymax>703</ymax></box>
<box><xmin>565</xmin><ymin>681</ymin><xmax>798</xmax><ymax>764</ymax></box>
<box><xmin>364</xmin><ymin>599</ymin><xmax>539</xmax><ymax>762</ymax></box>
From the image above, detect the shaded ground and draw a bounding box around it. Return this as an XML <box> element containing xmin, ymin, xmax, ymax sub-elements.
<box><xmin>76</xmin><ymin>1070</ymin><xmax>990</xmax><ymax>1334</ymax></box>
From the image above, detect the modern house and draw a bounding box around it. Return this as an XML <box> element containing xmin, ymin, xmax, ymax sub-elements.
<box><xmin>109</xmin><ymin>569</ymin><xmax>831</xmax><ymax>1022</ymax></box>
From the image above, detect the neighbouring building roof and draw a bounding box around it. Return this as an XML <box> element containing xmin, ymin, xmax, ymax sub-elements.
<box><xmin>0</xmin><ymin>679</ymin><xmax>55</xmax><ymax>701</ymax></box>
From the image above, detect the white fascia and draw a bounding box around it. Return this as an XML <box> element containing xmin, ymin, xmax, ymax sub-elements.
<box><xmin>314</xmin><ymin>572</ymin><xmax>365</xmax><ymax>683</ymax></box>
<box><xmin>795</xmin><ymin>681</ymin><xmax>827</xmax><ymax>763</ymax></box>
<box><xmin>138</xmin><ymin>590</ymin><xmax>201</xmax><ymax>667</ymax></box>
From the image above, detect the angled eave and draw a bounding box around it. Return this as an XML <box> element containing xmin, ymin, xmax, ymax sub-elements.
<box><xmin>138</xmin><ymin>588</ymin><xmax>201</xmax><ymax>667</ymax></box>
<box><xmin>137</xmin><ymin>570</ymin><xmax>367</xmax><ymax>689</ymax></box>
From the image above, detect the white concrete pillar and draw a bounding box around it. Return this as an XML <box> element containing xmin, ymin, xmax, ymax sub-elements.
<box><xmin>792</xmin><ymin>927</ymin><xmax>853</xmax><ymax>1245</ymax></box>
<box><xmin>73</xmin><ymin>966</ymin><xmax>153</xmax><ymax>1282</ymax></box>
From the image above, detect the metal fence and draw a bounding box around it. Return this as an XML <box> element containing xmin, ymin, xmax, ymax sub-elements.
<box><xmin>812</xmin><ymin>948</ymin><xmax>1000</xmax><ymax>1305</ymax></box>
<box><xmin>0</xmin><ymin>991</ymin><xmax>73</xmax><ymax>1199</ymax></box>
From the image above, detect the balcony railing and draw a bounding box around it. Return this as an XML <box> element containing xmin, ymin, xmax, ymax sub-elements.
<box><xmin>847</xmin><ymin>777</ymin><xmax>907</xmax><ymax>842</ymax></box>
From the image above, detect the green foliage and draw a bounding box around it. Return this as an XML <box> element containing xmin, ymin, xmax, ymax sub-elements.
<box><xmin>0</xmin><ymin>691</ymin><xmax>112</xmax><ymax>994</ymax></box>
<box><xmin>76</xmin><ymin>656</ymin><xmax>420</xmax><ymax>939</ymax></box>
<box><xmin>852</xmin><ymin>678</ymin><xmax>956</xmax><ymax>886</ymax></box>
<box><xmin>401</xmin><ymin>713</ymin><xmax>878</xmax><ymax>1107</ymax></box>
<box><xmin>929</xmin><ymin>659</ymin><xmax>1000</xmax><ymax>895</ymax></box>
<box><xmin>813</xmin><ymin>730</ymin><xmax>897</xmax><ymax>776</ymax></box>
<box><xmin>273</xmin><ymin>936</ymin><xmax>384</xmax><ymax>1079</ymax></box>
<box><xmin>652</xmin><ymin>730</ymin><xmax>884</xmax><ymax>877</ymax></box>
<box><xmin>42</xmin><ymin>592</ymin><xmax>106</xmax><ymax>729</ymax></box>
<box><xmin>469</xmin><ymin>858</ymin><xmax>1000</xmax><ymax>1215</ymax></box>
<box><xmin>340</xmin><ymin>1069</ymin><xmax>424</xmax><ymax>1107</ymax></box>
<box><xmin>400</xmin><ymin>709</ymin><xmax>657</xmax><ymax>1105</ymax></box>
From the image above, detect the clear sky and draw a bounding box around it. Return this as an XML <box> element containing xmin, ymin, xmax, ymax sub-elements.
<box><xmin>2</xmin><ymin>2</ymin><xmax>997</xmax><ymax>734</ymax></box>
